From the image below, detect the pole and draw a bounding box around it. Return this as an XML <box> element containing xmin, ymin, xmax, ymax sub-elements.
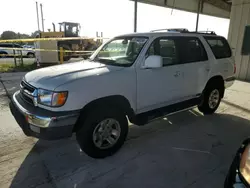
<box><xmin>101</xmin><ymin>32</ymin><xmax>103</xmax><ymax>43</ymax></box>
<box><xmin>134</xmin><ymin>0</ymin><xmax>138</xmax><ymax>32</ymax></box>
<box><xmin>20</xmin><ymin>50</ymin><xmax>24</xmax><ymax>67</ymax></box>
<box><xmin>36</xmin><ymin>2</ymin><xmax>40</xmax><ymax>31</ymax></box>
<box><xmin>59</xmin><ymin>47</ymin><xmax>64</xmax><ymax>64</ymax></box>
<box><xmin>12</xmin><ymin>44</ymin><xmax>17</xmax><ymax>67</ymax></box>
<box><xmin>195</xmin><ymin>0</ymin><xmax>202</xmax><ymax>32</ymax></box>
<box><xmin>40</xmin><ymin>3</ymin><xmax>44</xmax><ymax>32</ymax></box>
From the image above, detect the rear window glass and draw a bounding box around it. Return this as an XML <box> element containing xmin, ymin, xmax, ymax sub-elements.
<box><xmin>176</xmin><ymin>37</ymin><xmax>208</xmax><ymax>63</ymax></box>
<box><xmin>204</xmin><ymin>36</ymin><xmax>232</xmax><ymax>59</ymax></box>
<box><xmin>0</xmin><ymin>44</ymin><xmax>19</xmax><ymax>48</ymax></box>
<box><xmin>0</xmin><ymin>44</ymin><xmax>11</xmax><ymax>48</ymax></box>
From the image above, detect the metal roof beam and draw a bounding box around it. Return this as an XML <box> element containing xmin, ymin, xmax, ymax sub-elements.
<box><xmin>131</xmin><ymin>0</ymin><xmax>231</xmax><ymax>18</ymax></box>
<box><xmin>203</xmin><ymin>0</ymin><xmax>231</xmax><ymax>11</ymax></box>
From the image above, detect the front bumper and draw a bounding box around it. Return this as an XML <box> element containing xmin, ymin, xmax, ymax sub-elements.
<box><xmin>10</xmin><ymin>91</ymin><xmax>80</xmax><ymax>140</ymax></box>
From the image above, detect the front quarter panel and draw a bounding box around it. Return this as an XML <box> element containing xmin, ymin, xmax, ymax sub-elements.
<box><xmin>54</xmin><ymin>67</ymin><xmax>136</xmax><ymax>112</ymax></box>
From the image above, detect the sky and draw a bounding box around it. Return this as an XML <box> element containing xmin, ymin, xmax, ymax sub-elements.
<box><xmin>0</xmin><ymin>0</ymin><xmax>230</xmax><ymax>38</ymax></box>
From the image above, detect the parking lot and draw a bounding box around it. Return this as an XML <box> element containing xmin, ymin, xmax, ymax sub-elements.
<box><xmin>1</xmin><ymin>77</ymin><xmax>250</xmax><ymax>188</ymax></box>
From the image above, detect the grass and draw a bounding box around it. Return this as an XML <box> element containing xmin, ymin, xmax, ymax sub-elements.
<box><xmin>0</xmin><ymin>63</ymin><xmax>37</xmax><ymax>73</ymax></box>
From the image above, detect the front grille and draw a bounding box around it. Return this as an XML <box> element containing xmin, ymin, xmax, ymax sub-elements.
<box><xmin>20</xmin><ymin>92</ymin><xmax>34</xmax><ymax>105</ymax></box>
<box><xmin>21</xmin><ymin>80</ymin><xmax>35</xmax><ymax>93</ymax></box>
<box><xmin>20</xmin><ymin>80</ymin><xmax>36</xmax><ymax>106</ymax></box>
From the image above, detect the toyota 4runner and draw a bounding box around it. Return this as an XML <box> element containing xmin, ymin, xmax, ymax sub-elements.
<box><xmin>10</xmin><ymin>30</ymin><xmax>236</xmax><ymax>158</ymax></box>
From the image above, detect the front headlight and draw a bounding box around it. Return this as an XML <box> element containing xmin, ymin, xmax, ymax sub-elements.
<box><xmin>38</xmin><ymin>89</ymin><xmax>68</xmax><ymax>107</ymax></box>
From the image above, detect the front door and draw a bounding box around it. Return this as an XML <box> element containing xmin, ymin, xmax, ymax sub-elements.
<box><xmin>136</xmin><ymin>37</ymin><xmax>184</xmax><ymax>113</ymax></box>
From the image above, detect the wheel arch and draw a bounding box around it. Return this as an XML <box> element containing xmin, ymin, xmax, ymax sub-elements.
<box><xmin>0</xmin><ymin>51</ymin><xmax>8</xmax><ymax>54</ymax></box>
<box><xmin>0</xmin><ymin>51</ymin><xmax>8</xmax><ymax>58</ymax></box>
<box><xmin>73</xmin><ymin>95</ymin><xmax>135</xmax><ymax>132</ymax></box>
<box><xmin>27</xmin><ymin>52</ymin><xmax>35</xmax><ymax>57</ymax></box>
<box><xmin>205</xmin><ymin>75</ymin><xmax>225</xmax><ymax>97</ymax></box>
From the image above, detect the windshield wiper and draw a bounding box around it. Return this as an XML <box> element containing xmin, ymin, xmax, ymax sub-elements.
<box><xmin>98</xmin><ymin>58</ymin><xmax>115</xmax><ymax>63</ymax></box>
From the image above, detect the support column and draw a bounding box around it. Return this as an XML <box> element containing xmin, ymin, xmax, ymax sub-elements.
<box><xmin>196</xmin><ymin>0</ymin><xmax>202</xmax><ymax>32</ymax></box>
<box><xmin>228</xmin><ymin>0</ymin><xmax>250</xmax><ymax>81</ymax></box>
<box><xmin>134</xmin><ymin>0</ymin><xmax>138</xmax><ymax>32</ymax></box>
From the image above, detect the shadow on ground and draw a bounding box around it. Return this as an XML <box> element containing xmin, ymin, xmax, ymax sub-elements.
<box><xmin>9</xmin><ymin>110</ymin><xmax>250</xmax><ymax>188</ymax></box>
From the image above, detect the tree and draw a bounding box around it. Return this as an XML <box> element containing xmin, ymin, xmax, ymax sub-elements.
<box><xmin>0</xmin><ymin>31</ymin><xmax>17</xmax><ymax>40</ymax></box>
<box><xmin>17</xmin><ymin>32</ymin><xmax>30</xmax><ymax>39</ymax></box>
<box><xmin>31</xmin><ymin>30</ymin><xmax>40</xmax><ymax>38</ymax></box>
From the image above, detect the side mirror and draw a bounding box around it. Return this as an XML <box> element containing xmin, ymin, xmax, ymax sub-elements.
<box><xmin>144</xmin><ymin>55</ymin><xmax>163</xmax><ymax>69</ymax></box>
<box><xmin>225</xmin><ymin>138</ymin><xmax>250</xmax><ymax>187</ymax></box>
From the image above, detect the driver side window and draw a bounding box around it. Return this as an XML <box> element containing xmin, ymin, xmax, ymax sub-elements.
<box><xmin>146</xmin><ymin>38</ymin><xmax>180</xmax><ymax>66</ymax></box>
<box><xmin>100</xmin><ymin>40</ymin><xmax>128</xmax><ymax>57</ymax></box>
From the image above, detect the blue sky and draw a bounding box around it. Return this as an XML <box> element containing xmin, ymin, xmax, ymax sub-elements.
<box><xmin>1</xmin><ymin>0</ymin><xmax>230</xmax><ymax>38</ymax></box>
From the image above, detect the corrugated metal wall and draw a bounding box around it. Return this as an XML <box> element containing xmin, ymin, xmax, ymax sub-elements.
<box><xmin>228</xmin><ymin>0</ymin><xmax>250</xmax><ymax>81</ymax></box>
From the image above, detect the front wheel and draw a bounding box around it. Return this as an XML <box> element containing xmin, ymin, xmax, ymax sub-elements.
<box><xmin>76</xmin><ymin>107</ymin><xmax>128</xmax><ymax>158</ymax></box>
<box><xmin>198</xmin><ymin>84</ymin><xmax>223</xmax><ymax>115</ymax></box>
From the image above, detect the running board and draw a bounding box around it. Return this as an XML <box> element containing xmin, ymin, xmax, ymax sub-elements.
<box><xmin>130</xmin><ymin>97</ymin><xmax>201</xmax><ymax>126</ymax></box>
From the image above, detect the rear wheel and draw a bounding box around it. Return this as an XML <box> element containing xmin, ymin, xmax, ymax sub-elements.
<box><xmin>76</xmin><ymin>107</ymin><xmax>128</xmax><ymax>158</ymax></box>
<box><xmin>198</xmin><ymin>83</ymin><xmax>223</xmax><ymax>115</ymax></box>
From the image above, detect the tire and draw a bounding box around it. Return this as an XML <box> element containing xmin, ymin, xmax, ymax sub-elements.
<box><xmin>198</xmin><ymin>83</ymin><xmax>224</xmax><ymax>115</ymax></box>
<box><xmin>76</xmin><ymin>107</ymin><xmax>128</xmax><ymax>158</ymax></box>
<box><xmin>27</xmin><ymin>52</ymin><xmax>35</xmax><ymax>58</ymax></box>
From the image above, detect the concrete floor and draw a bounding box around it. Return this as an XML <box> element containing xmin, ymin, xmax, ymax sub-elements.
<box><xmin>1</xmin><ymin>78</ymin><xmax>250</xmax><ymax>188</ymax></box>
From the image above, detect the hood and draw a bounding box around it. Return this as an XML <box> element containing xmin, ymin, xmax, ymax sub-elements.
<box><xmin>24</xmin><ymin>60</ymin><xmax>123</xmax><ymax>90</ymax></box>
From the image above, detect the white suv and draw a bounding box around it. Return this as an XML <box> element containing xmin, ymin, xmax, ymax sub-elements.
<box><xmin>10</xmin><ymin>30</ymin><xmax>235</xmax><ymax>158</ymax></box>
<box><xmin>0</xmin><ymin>43</ymin><xmax>35</xmax><ymax>58</ymax></box>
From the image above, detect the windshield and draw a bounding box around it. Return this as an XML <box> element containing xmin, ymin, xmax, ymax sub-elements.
<box><xmin>90</xmin><ymin>36</ymin><xmax>148</xmax><ymax>67</ymax></box>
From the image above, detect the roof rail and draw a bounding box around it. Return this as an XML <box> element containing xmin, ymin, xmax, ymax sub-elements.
<box><xmin>150</xmin><ymin>28</ymin><xmax>216</xmax><ymax>35</ymax></box>
<box><xmin>199</xmin><ymin>31</ymin><xmax>216</xmax><ymax>35</ymax></box>
<box><xmin>187</xmin><ymin>31</ymin><xmax>217</xmax><ymax>35</ymax></box>
<box><xmin>150</xmin><ymin>28</ymin><xmax>189</xmax><ymax>32</ymax></box>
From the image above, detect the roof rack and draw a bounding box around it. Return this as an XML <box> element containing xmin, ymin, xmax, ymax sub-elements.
<box><xmin>150</xmin><ymin>28</ymin><xmax>216</xmax><ymax>35</ymax></box>
<box><xmin>150</xmin><ymin>28</ymin><xmax>189</xmax><ymax>32</ymax></box>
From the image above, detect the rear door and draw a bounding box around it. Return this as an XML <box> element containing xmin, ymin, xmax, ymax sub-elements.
<box><xmin>175</xmin><ymin>36</ymin><xmax>210</xmax><ymax>98</ymax></box>
<box><xmin>204</xmin><ymin>36</ymin><xmax>234</xmax><ymax>79</ymax></box>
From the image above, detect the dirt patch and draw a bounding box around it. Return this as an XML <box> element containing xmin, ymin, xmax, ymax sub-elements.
<box><xmin>0</xmin><ymin>82</ymin><xmax>10</xmax><ymax>111</ymax></box>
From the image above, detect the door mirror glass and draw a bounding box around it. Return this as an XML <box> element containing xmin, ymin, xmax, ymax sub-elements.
<box><xmin>144</xmin><ymin>55</ymin><xmax>163</xmax><ymax>69</ymax></box>
<box><xmin>225</xmin><ymin>139</ymin><xmax>250</xmax><ymax>187</ymax></box>
<box><xmin>240</xmin><ymin>143</ymin><xmax>250</xmax><ymax>185</ymax></box>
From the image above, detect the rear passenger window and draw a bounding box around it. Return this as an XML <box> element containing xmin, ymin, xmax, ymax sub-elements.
<box><xmin>204</xmin><ymin>36</ymin><xmax>232</xmax><ymax>59</ymax></box>
<box><xmin>177</xmin><ymin>37</ymin><xmax>208</xmax><ymax>63</ymax></box>
<box><xmin>146</xmin><ymin>38</ymin><xmax>179</xmax><ymax>66</ymax></box>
